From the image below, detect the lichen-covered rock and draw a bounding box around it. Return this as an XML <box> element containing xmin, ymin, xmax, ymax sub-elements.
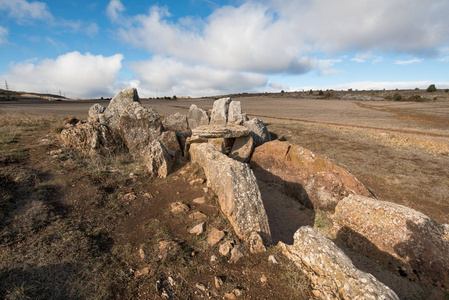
<box><xmin>87</xmin><ymin>103</ymin><xmax>106</xmax><ymax>124</ymax></box>
<box><xmin>334</xmin><ymin>195</ymin><xmax>449</xmax><ymax>290</ymax></box>
<box><xmin>143</xmin><ymin>140</ymin><xmax>174</xmax><ymax>178</ymax></box>
<box><xmin>250</xmin><ymin>140</ymin><xmax>371</xmax><ymax>211</ymax></box>
<box><xmin>278</xmin><ymin>226</ymin><xmax>399</xmax><ymax>300</ymax></box>
<box><xmin>229</xmin><ymin>135</ymin><xmax>254</xmax><ymax>163</ymax></box>
<box><xmin>159</xmin><ymin>131</ymin><xmax>182</xmax><ymax>157</ymax></box>
<box><xmin>190</xmin><ymin>143</ymin><xmax>271</xmax><ymax>244</ymax></box>
<box><xmin>210</xmin><ymin>97</ymin><xmax>231</xmax><ymax>126</ymax></box>
<box><xmin>118</xmin><ymin>102</ymin><xmax>163</xmax><ymax>159</ymax></box>
<box><xmin>187</xmin><ymin>104</ymin><xmax>209</xmax><ymax>130</ymax></box>
<box><xmin>243</xmin><ymin>118</ymin><xmax>271</xmax><ymax>147</ymax></box>
<box><xmin>60</xmin><ymin>122</ymin><xmax>118</xmax><ymax>156</ymax></box>
<box><xmin>163</xmin><ymin>112</ymin><xmax>190</xmax><ymax>135</ymax></box>
<box><xmin>104</xmin><ymin>87</ymin><xmax>141</xmax><ymax>128</ymax></box>
<box><xmin>227</xmin><ymin>101</ymin><xmax>246</xmax><ymax>125</ymax></box>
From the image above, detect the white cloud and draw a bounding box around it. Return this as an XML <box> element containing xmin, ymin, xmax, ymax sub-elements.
<box><xmin>86</xmin><ymin>22</ymin><xmax>99</xmax><ymax>38</ymax></box>
<box><xmin>1</xmin><ymin>52</ymin><xmax>124</xmax><ymax>98</ymax></box>
<box><xmin>437</xmin><ymin>57</ymin><xmax>449</xmax><ymax>62</ymax></box>
<box><xmin>107</xmin><ymin>0</ymin><xmax>125</xmax><ymax>22</ymax></box>
<box><xmin>112</xmin><ymin>0</ymin><xmax>449</xmax><ymax>76</ymax></box>
<box><xmin>129</xmin><ymin>56</ymin><xmax>267</xmax><ymax>97</ymax></box>
<box><xmin>0</xmin><ymin>0</ymin><xmax>53</xmax><ymax>23</ymax></box>
<box><xmin>394</xmin><ymin>58</ymin><xmax>423</xmax><ymax>65</ymax></box>
<box><xmin>0</xmin><ymin>25</ymin><xmax>8</xmax><ymax>44</ymax></box>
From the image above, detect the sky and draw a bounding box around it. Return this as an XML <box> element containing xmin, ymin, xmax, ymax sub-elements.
<box><xmin>1</xmin><ymin>0</ymin><xmax>449</xmax><ymax>99</ymax></box>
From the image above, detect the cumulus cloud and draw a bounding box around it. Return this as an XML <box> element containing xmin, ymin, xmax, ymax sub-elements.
<box><xmin>0</xmin><ymin>0</ymin><xmax>99</xmax><ymax>37</ymax></box>
<box><xmin>129</xmin><ymin>56</ymin><xmax>267</xmax><ymax>97</ymax></box>
<box><xmin>1</xmin><ymin>52</ymin><xmax>124</xmax><ymax>98</ymax></box>
<box><xmin>107</xmin><ymin>0</ymin><xmax>125</xmax><ymax>22</ymax></box>
<box><xmin>113</xmin><ymin>0</ymin><xmax>449</xmax><ymax>74</ymax></box>
<box><xmin>0</xmin><ymin>0</ymin><xmax>53</xmax><ymax>23</ymax></box>
<box><xmin>394</xmin><ymin>58</ymin><xmax>423</xmax><ymax>65</ymax></box>
<box><xmin>0</xmin><ymin>25</ymin><xmax>8</xmax><ymax>44</ymax></box>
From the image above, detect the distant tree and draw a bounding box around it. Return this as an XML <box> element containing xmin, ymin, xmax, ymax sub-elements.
<box><xmin>318</xmin><ymin>90</ymin><xmax>324</xmax><ymax>96</ymax></box>
<box><xmin>280</xmin><ymin>90</ymin><xmax>285</xmax><ymax>94</ymax></box>
<box><xmin>393</xmin><ymin>93</ymin><xmax>402</xmax><ymax>101</ymax></box>
<box><xmin>309</xmin><ymin>89</ymin><xmax>313</xmax><ymax>94</ymax></box>
<box><xmin>426</xmin><ymin>84</ymin><xmax>437</xmax><ymax>92</ymax></box>
<box><xmin>172</xmin><ymin>95</ymin><xmax>177</xmax><ymax>100</ymax></box>
<box><xmin>348</xmin><ymin>88</ymin><xmax>353</xmax><ymax>92</ymax></box>
<box><xmin>414</xmin><ymin>87</ymin><xmax>420</xmax><ymax>90</ymax></box>
<box><xmin>445</xmin><ymin>89</ymin><xmax>449</xmax><ymax>93</ymax></box>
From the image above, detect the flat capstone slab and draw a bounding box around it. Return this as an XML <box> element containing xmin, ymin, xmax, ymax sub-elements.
<box><xmin>192</xmin><ymin>125</ymin><xmax>250</xmax><ymax>139</ymax></box>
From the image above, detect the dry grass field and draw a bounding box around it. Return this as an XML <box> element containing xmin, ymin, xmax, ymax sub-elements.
<box><xmin>1</xmin><ymin>91</ymin><xmax>448</xmax><ymax>299</ymax></box>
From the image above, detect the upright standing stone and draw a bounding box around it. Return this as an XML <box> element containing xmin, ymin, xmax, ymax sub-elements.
<box><xmin>118</xmin><ymin>102</ymin><xmax>163</xmax><ymax>159</ymax></box>
<box><xmin>227</xmin><ymin>101</ymin><xmax>246</xmax><ymax>125</ymax></box>
<box><xmin>188</xmin><ymin>104</ymin><xmax>210</xmax><ymax>130</ymax></box>
<box><xmin>144</xmin><ymin>140</ymin><xmax>174</xmax><ymax>178</ymax></box>
<box><xmin>88</xmin><ymin>103</ymin><xmax>106</xmax><ymax>124</ymax></box>
<box><xmin>104</xmin><ymin>87</ymin><xmax>141</xmax><ymax>129</ymax></box>
<box><xmin>210</xmin><ymin>97</ymin><xmax>231</xmax><ymax>126</ymax></box>
<box><xmin>243</xmin><ymin>118</ymin><xmax>271</xmax><ymax>147</ymax></box>
<box><xmin>163</xmin><ymin>112</ymin><xmax>190</xmax><ymax>135</ymax></box>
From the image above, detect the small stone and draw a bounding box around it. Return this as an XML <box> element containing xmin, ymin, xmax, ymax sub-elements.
<box><xmin>171</xmin><ymin>202</ymin><xmax>189</xmax><ymax>213</ymax></box>
<box><xmin>203</xmin><ymin>187</ymin><xmax>209</xmax><ymax>193</ymax></box>
<box><xmin>268</xmin><ymin>255</ymin><xmax>278</xmax><ymax>264</ymax></box>
<box><xmin>189</xmin><ymin>211</ymin><xmax>207</xmax><ymax>221</ymax></box>
<box><xmin>134</xmin><ymin>267</ymin><xmax>149</xmax><ymax>278</ymax></box>
<box><xmin>195</xmin><ymin>283</ymin><xmax>207</xmax><ymax>292</ymax></box>
<box><xmin>219</xmin><ymin>240</ymin><xmax>234</xmax><ymax>256</ymax></box>
<box><xmin>192</xmin><ymin>197</ymin><xmax>206</xmax><ymax>204</ymax></box>
<box><xmin>233</xmin><ymin>288</ymin><xmax>243</xmax><ymax>297</ymax></box>
<box><xmin>210</xmin><ymin>255</ymin><xmax>217</xmax><ymax>262</ymax></box>
<box><xmin>189</xmin><ymin>222</ymin><xmax>205</xmax><ymax>235</ymax></box>
<box><xmin>123</xmin><ymin>192</ymin><xmax>137</xmax><ymax>201</ymax></box>
<box><xmin>189</xmin><ymin>178</ymin><xmax>205</xmax><ymax>186</ymax></box>
<box><xmin>207</xmin><ymin>228</ymin><xmax>225</xmax><ymax>246</ymax></box>
<box><xmin>214</xmin><ymin>276</ymin><xmax>224</xmax><ymax>289</ymax></box>
<box><xmin>139</xmin><ymin>247</ymin><xmax>145</xmax><ymax>260</ymax></box>
<box><xmin>224</xmin><ymin>293</ymin><xmax>236</xmax><ymax>299</ymax></box>
<box><xmin>143</xmin><ymin>192</ymin><xmax>154</xmax><ymax>199</ymax></box>
<box><xmin>248</xmin><ymin>231</ymin><xmax>266</xmax><ymax>254</ymax></box>
<box><xmin>168</xmin><ymin>276</ymin><xmax>176</xmax><ymax>286</ymax></box>
<box><xmin>229</xmin><ymin>245</ymin><xmax>244</xmax><ymax>263</ymax></box>
<box><xmin>260</xmin><ymin>274</ymin><xmax>267</xmax><ymax>283</ymax></box>
<box><xmin>158</xmin><ymin>240</ymin><xmax>180</xmax><ymax>261</ymax></box>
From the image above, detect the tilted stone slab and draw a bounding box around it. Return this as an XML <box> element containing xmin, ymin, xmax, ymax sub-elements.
<box><xmin>334</xmin><ymin>194</ymin><xmax>449</xmax><ymax>291</ymax></box>
<box><xmin>251</xmin><ymin>140</ymin><xmax>371</xmax><ymax>211</ymax></box>
<box><xmin>190</xmin><ymin>143</ymin><xmax>271</xmax><ymax>244</ymax></box>
<box><xmin>278</xmin><ymin>226</ymin><xmax>399</xmax><ymax>300</ymax></box>
<box><xmin>191</xmin><ymin>125</ymin><xmax>249</xmax><ymax>139</ymax></box>
<box><xmin>187</xmin><ymin>104</ymin><xmax>209</xmax><ymax>130</ymax></box>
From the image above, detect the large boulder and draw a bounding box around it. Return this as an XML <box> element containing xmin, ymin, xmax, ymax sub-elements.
<box><xmin>243</xmin><ymin>118</ymin><xmax>271</xmax><ymax>147</ymax></box>
<box><xmin>144</xmin><ymin>140</ymin><xmax>174</xmax><ymax>178</ymax></box>
<box><xmin>190</xmin><ymin>143</ymin><xmax>271</xmax><ymax>244</ymax></box>
<box><xmin>118</xmin><ymin>102</ymin><xmax>163</xmax><ymax>159</ymax></box>
<box><xmin>334</xmin><ymin>194</ymin><xmax>449</xmax><ymax>290</ymax></box>
<box><xmin>210</xmin><ymin>97</ymin><xmax>231</xmax><ymax>126</ymax></box>
<box><xmin>187</xmin><ymin>104</ymin><xmax>209</xmax><ymax>130</ymax></box>
<box><xmin>250</xmin><ymin>140</ymin><xmax>371</xmax><ymax>211</ymax></box>
<box><xmin>104</xmin><ymin>87</ymin><xmax>141</xmax><ymax>129</ymax></box>
<box><xmin>87</xmin><ymin>103</ymin><xmax>106</xmax><ymax>124</ymax></box>
<box><xmin>60</xmin><ymin>122</ymin><xmax>118</xmax><ymax>156</ymax></box>
<box><xmin>163</xmin><ymin>112</ymin><xmax>190</xmax><ymax>135</ymax></box>
<box><xmin>278</xmin><ymin>226</ymin><xmax>399</xmax><ymax>300</ymax></box>
<box><xmin>227</xmin><ymin>101</ymin><xmax>247</xmax><ymax>125</ymax></box>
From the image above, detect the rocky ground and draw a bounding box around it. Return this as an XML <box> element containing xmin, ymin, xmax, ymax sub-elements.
<box><xmin>1</xmin><ymin>91</ymin><xmax>449</xmax><ymax>299</ymax></box>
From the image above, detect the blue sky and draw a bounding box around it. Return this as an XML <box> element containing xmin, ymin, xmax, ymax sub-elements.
<box><xmin>1</xmin><ymin>0</ymin><xmax>449</xmax><ymax>98</ymax></box>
